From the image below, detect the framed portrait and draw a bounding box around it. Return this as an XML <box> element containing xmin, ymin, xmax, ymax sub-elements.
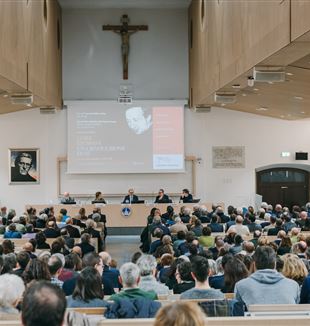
<box><xmin>9</xmin><ymin>148</ymin><xmax>39</xmax><ymax>184</ymax></box>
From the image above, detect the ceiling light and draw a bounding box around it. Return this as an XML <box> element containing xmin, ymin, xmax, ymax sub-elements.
<box><xmin>256</xmin><ymin>107</ymin><xmax>268</xmax><ymax>111</ymax></box>
<box><xmin>268</xmin><ymin>82</ymin><xmax>274</xmax><ymax>84</ymax></box>
<box><xmin>286</xmin><ymin>72</ymin><xmax>293</xmax><ymax>76</ymax></box>
<box><xmin>294</xmin><ymin>96</ymin><xmax>303</xmax><ymax>100</ymax></box>
<box><xmin>221</xmin><ymin>103</ymin><xmax>226</xmax><ymax>106</ymax></box>
<box><xmin>241</xmin><ymin>93</ymin><xmax>247</xmax><ymax>97</ymax></box>
<box><xmin>300</xmin><ymin>111</ymin><xmax>305</xmax><ymax>114</ymax></box>
<box><xmin>280</xmin><ymin>115</ymin><xmax>285</xmax><ymax>118</ymax></box>
<box><xmin>3</xmin><ymin>94</ymin><xmax>8</xmax><ymax>98</ymax></box>
<box><xmin>253</xmin><ymin>88</ymin><xmax>259</xmax><ymax>91</ymax></box>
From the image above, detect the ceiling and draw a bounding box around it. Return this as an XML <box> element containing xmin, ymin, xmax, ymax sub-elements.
<box><xmin>58</xmin><ymin>0</ymin><xmax>191</xmax><ymax>9</ymax></box>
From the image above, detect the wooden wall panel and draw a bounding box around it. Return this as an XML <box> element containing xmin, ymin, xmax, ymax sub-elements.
<box><xmin>291</xmin><ymin>0</ymin><xmax>310</xmax><ymax>41</ymax></box>
<box><xmin>0</xmin><ymin>0</ymin><xmax>27</xmax><ymax>89</ymax></box>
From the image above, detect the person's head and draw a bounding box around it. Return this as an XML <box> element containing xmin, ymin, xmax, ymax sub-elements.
<box><xmin>23</xmin><ymin>258</ymin><xmax>51</xmax><ymax>284</ymax></box>
<box><xmin>160</xmin><ymin>253</ymin><xmax>174</xmax><ymax>267</ymax></box>
<box><xmin>63</xmin><ymin>192</ymin><xmax>70</xmax><ymax>198</ymax></box>
<box><xmin>119</xmin><ymin>262</ymin><xmax>140</xmax><ymax>288</ymax></box>
<box><xmin>71</xmin><ymin>246</ymin><xmax>82</xmax><ymax>257</ymax></box>
<box><xmin>85</xmin><ymin>219</ymin><xmax>96</xmax><ymax>229</ymax></box>
<box><xmin>80</xmin><ymin>233</ymin><xmax>91</xmax><ymax>245</ymax></box>
<box><xmin>177</xmin><ymin>230</ymin><xmax>186</xmax><ymax>240</ymax></box>
<box><xmin>254</xmin><ymin>246</ymin><xmax>276</xmax><ymax>270</ymax></box>
<box><xmin>95</xmin><ymin>191</ymin><xmax>102</xmax><ymax>199</ymax></box>
<box><xmin>158</xmin><ymin>188</ymin><xmax>165</xmax><ymax>196</ymax></box>
<box><xmin>128</xmin><ymin>188</ymin><xmax>134</xmax><ymax>195</ymax></box>
<box><xmin>154</xmin><ymin>301</ymin><xmax>205</xmax><ymax>326</ymax></box>
<box><xmin>15</xmin><ymin>152</ymin><xmax>33</xmax><ymax>175</ymax></box>
<box><xmin>223</xmin><ymin>256</ymin><xmax>249</xmax><ymax>292</ymax></box>
<box><xmin>2</xmin><ymin>253</ymin><xmax>17</xmax><ymax>274</ymax></box>
<box><xmin>182</xmin><ymin>189</ymin><xmax>190</xmax><ymax>197</ymax></box>
<box><xmin>242</xmin><ymin>241</ymin><xmax>255</xmax><ymax>254</ymax></box>
<box><xmin>99</xmin><ymin>251</ymin><xmax>112</xmax><ymax>266</ymax></box>
<box><xmin>8</xmin><ymin>223</ymin><xmax>16</xmax><ymax>232</ymax></box>
<box><xmin>22</xmin><ymin>281</ymin><xmax>66</xmax><ymax>326</ymax></box>
<box><xmin>177</xmin><ymin>261</ymin><xmax>193</xmax><ymax>282</ymax></box>
<box><xmin>48</xmin><ymin>255</ymin><xmax>63</xmax><ymax>277</ymax></box>
<box><xmin>79</xmin><ymin>207</ymin><xmax>86</xmax><ymax>216</ymax></box>
<box><xmin>191</xmin><ymin>256</ymin><xmax>209</xmax><ymax>283</ymax></box>
<box><xmin>16</xmin><ymin>251</ymin><xmax>30</xmax><ymax>270</ymax></box>
<box><xmin>131</xmin><ymin>251</ymin><xmax>142</xmax><ymax>264</ymax></box>
<box><xmin>137</xmin><ymin>254</ymin><xmax>157</xmax><ymax>277</ymax></box>
<box><xmin>0</xmin><ymin>274</ymin><xmax>25</xmax><ymax>309</ymax></box>
<box><xmin>125</xmin><ymin>106</ymin><xmax>151</xmax><ymax>135</ymax></box>
<box><xmin>281</xmin><ymin>253</ymin><xmax>308</xmax><ymax>284</ymax></box>
<box><xmin>236</xmin><ymin>215</ymin><xmax>243</xmax><ymax>224</ymax></box>
<box><xmin>82</xmin><ymin>252</ymin><xmax>103</xmax><ymax>275</ymax></box>
<box><xmin>72</xmin><ymin>266</ymin><xmax>103</xmax><ymax>302</ymax></box>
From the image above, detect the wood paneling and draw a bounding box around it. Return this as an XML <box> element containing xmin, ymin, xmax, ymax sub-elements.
<box><xmin>0</xmin><ymin>0</ymin><xmax>27</xmax><ymax>88</ymax></box>
<box><xmin>189</xmin><ymin>0</ymin><xmax>290</xmax><ymax>107</ymax></box>
<box><xmin>291</xmin><ymin>0</ymin><xmax>310</xmax><ymax>41</ymax></box>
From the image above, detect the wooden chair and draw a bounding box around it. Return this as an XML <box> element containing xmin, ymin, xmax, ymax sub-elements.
<box><xmin>247</xmin><ymin>304</ymin><xmax>310</xmax><ymax>316</ymax></box>
<box><xmin>67</xmin><ymin>307</ymin><xmax>107</xmax><ymax>315</ymax></box>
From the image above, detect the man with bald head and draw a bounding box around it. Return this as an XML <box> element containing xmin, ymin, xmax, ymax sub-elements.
<box><xmin>100</xmin><ymin>251</ymin><xmax>121</xmax><ymax>294</ymax></box>
<box><xmin>60</xmin><ymin>192</ymin><xmax>75</xmax><ymax>204</ymax></box>
<box><xmin>227</xmin><ymin>215</ymin><xmax>250</xmax><ymax>236</ymax></box>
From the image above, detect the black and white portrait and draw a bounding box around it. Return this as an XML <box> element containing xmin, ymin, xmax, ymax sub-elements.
<box><xmin>125</xmin><ymin>106</ymin><xmax>152</xmax><ymax>135</ymax></box>
<box><xmin>9</xmin><ymin>149</ymin><xmax>39</xmax><ymax>184</ymax></box>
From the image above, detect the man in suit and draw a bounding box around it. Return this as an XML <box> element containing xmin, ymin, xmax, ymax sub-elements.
<box><xmin>11</xmin><ymin>152</ymin><xmax>37</xmax><ymax>182</ymax></box>
<box><xmin>154</xmin><ymin>189</ymin><xmax>171</xmax><ymax>203</ymax></box>
<box><xmin>60</xmin><ymin>192</ymin><xmax>75</xmax><ymax>204</ymax></box>
<box><xmin>180</xmin><ymin>188</ymin><xmax>193</xmax><ymax>203</ymax></box>
<box><xmin>122</xmin><ymin>188</ymin><xmax>139</xmax><ymax>204</ymax></box>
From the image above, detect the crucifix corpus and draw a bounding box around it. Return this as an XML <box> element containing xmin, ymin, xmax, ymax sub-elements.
<box><xmin>102</xmin><ymin>15</ymin><xmax>148</xmax><ymax>80</ymax></box>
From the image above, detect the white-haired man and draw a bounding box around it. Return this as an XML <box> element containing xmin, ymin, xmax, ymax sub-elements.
<box><xmin>110</xmin><ymin>262</ymin><xmax>157</xmax><ymax>301</ymax></box>
<box><xmin>227</xmin><ymin>215</ymin><xmax>250</xmax><ymax>236</ymax></box>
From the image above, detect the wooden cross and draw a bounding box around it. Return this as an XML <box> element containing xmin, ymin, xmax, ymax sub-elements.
<box><xmin>102</xmin><ymin>14</ymin><xmax>148</xmax><ymax>80</ymax></box>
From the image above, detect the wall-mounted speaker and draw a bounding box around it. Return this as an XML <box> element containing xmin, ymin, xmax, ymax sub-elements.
<box><xmin>295</xmin><ymin>152</ymin><xmax>308</xmax><ymax>160</ymax></box>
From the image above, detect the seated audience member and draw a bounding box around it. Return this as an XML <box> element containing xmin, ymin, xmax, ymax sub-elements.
<box><xmin>22</xmin><ymin>224</ymin><xmax>36</xmax><ymax>239</ymax></box>
<box><xmin>82</xmin><ymin>218</ymin><xmax>104</xmax><ymax>251</ymax></box>
<box><xmin>60</xmin><ymin>191</ymin><xmax>75</xmax><ymax>204</ymax></box>
<box><xmin>158</xmin><ymin>254</ymin><xmax>174</xmax><ymax>284</ymax></box>
<box><xmin>180</xmin><ymin>256</ymin><xmax>225</xmax><ymax>300</ymax></box>
<box><xmin>99</xmin><ymin>251</ymin><xmax>121</xmax><ymax>294</ymax></box>
<box><xmin>283</xmin><ymin>214</ymin><xmax>297</xmax><ymax>233</ymax></box>
<box><xmin>63</xmin><ymin>252</ymin><xmax>104</xmax><ymax>296</ymax></box>
<box><xmin>67</xmin><ymin>267</ymin><xmax>109</xmax><ymax>308</ymax></box>
<box><xmin>59</xmin><ymin>208</ymin><xmax>69</xmax><ymax>223</ymax></box>
<box><xmin>178</xmin><ymin>232</ymin><xmax>196</xmax><ymax>256</ymax></box>
<box><xmin>93</xmin><ymin>191</ymin><xmax>107</xmax><ymax>203</ymax></box>
<box><xmin>235</xmin><ymin>246</ymin><xmax>300</xmax><ymax>307</ymax></box>
<box><xmin>281</xmin><ymin>253</ymin><xmax>308</xmax><ymax>286</ymax></box>
<box><xmin>137</xmin><ymin>255</ymin><xmax>170</xmax><ymax>296</ymax></box>
<box><xmin>208</xmin><ymin>214</ymin><xmax>224</xmax><ymax>233</ymax></box>
<box><xmin>173</xmin><ymin>230</ymin><xmax>186</xmax><ymax>252</ymax></box>
<box><xmin>4</xmin><ymin>223</ymin><xmax>22</xmax><ymax>238</ymax></box>
<box><xmin>150</xmin><ymin>215</ymin><xmax>170</xmax><ymax>236</ymax></box>
<box><xmin>10</xmin><ymin>215</ymin><xmax>26</xmax><ymax>233</ymax></box>
<box><xmin>199</xmin><ymin>206</ymin><xmax>210</xmax><ymax>223</ymax></box>
<box><xmin>295</xmin><ymin>210</ymin><xmax>308</xmax><ymax>228</ymax></box>
<box><xmin>154</xmin><ymin>235</ymin><xmax>174</xmax><ymax>258</ymax></box>
<box><xmin>154</xmin><ymin>189</ymin><xmax>171</xmax><ymax>203</ymax></box>
<box><xmin>36</xmin><ymin>213</ymin><xmax>48</xmax><ymax>229</ymax></box>
<box><xmin>149</xmin><ymin>228</ymin><xmax>164</xmax><ymax>255</ymax></box>
<box><xmin>2</xmin><ymin>240</ymin><xmax>14</xmax><ymax>254</ymax></box>
<box><xmin>173</xmin><ymin>261</ymin><xmax>195</xmax><ymax>294</ymax></box>
<box><xmin>223</xmin><ymin>256</ymin><xmax>248</xmax><ymax>293</ymax></box>
<box><xmin>292</xmin><ymin>241</ymin><xmax>307</xmax><ymax>259</ymax></box>
<box><xmin>216</xmin><ymin>206</ymin><xmax>230</xmax><ymax>223</ymax></box>
<box><xmin>180</xmin><ymin>189</ymin><xmax>193</xmax><ymax>203</ymax></box>
<box><xmin>180</xmin><ymin>207</ymin><xmax>191</xmax><ymax>224</ymax></box>
<box><xmin>267</xmin><ymin>218</ymin><xmax>285</xmax><ymax>236</ymax></box>
<box><xmin>77</xmin><ymin>233</ymin><xmax>95</xmax><ymax>257</ymax></box>
<box><xmin>73</xmin><ymin>207</ymin><xmax>87</xmax><ymax>228</ymax></box>
<box><xmin>160</xmin><ymin>205</ymin><xmax>174</xmax><ymax>225</ymax></box>
<box><xmin>277</xmin><ymin>236</ymin><xmax>292</xmax><ymax>255</ymax></box>
<box><xmin>22</xmin><ymin>281</ymin><xmax>67</xmax><ymax>326</ymax></box>
<box><xmin>63</xmin><ymin>217</ymin><xmax>81</xmax><ymax>238</ymax></box>
<box><xmin>227</xmin><ymin>215</ymin><xmax>249</xmax><ymax>236</ymax></box>
<box><xmin>199</xmin><ymin>227</ymin><xmax>214</xmax><ymax>248</ymax></box>
<box><xmin>2</xmin><ymin>253</ymin><xmax>17</xmax><ymax>274</ymax></box>
<box><xmin>170</xmin><ymin>217</ymin><xmax>187</xmax><ymax>235</ymax></box>
<box><xmin>208</xmin><ymin>256</ymin><xmax>225</xmax><ymax>290</ymax></box>
<box><xmin>290</xmin><ymin>227</ymin><xmax>300</xmax><ymax>244</ymax></box>
<box><xmin>48</xmin><ymin>255</ymin><xmax>64</xmax><ymax>288</ymax></box>
<box><xmin>154</xmin><ymin>301</ymin><xmax>205</xmax><ymax>326</ymax></box>
<box><xmin>43</xmin><ymin>221</ymin><xmax>61</xmax><ymax>238</ymax></box>
<box><xmin>23</xmin><ymin>258</ymin><xmax>51</xmax><ymax>284</ymax></box>
<box><xmin>110</xmin><ymin>262</ymin><xmax>157</xmax><ymax>301</ymax></box>
<box><xmin>229</xmin><ymin>234</ymin><xmax>243</xmax><ymax>255</ymax></box>
<box><xmin>58</xmin><ymin>253</ymin><xmax>80</xmax><ymax>282</ymax></box>
<box><xmin>122</xmin><ymin>188</ymin><xmax>139</xmax><ymax>204</ymax></box>
<box><xmin>0</xmin><ymin>274</ymin><xmax>25</xmax><ymax>314</ymax></box>
<box><xmin>247</xmin><ymin>214</ymin><xmax>262</xmax><ymax>233</ymax></box>
<box><xmin>190</xmin><ymin>217</ymin><xmax>203</xmax><ymax>237</ymax></box>
<box><xmin>13</xmin><ymin>251</ymin><xmax>30</xmax><ymax>277</ymax></box>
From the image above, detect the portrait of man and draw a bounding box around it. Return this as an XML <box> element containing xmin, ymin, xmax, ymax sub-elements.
<box><xmin>9</xmin><ymin>149</ymin><xmax>39</xmax><ymax>184</ymax></box>
<box><xmin>125</xmin><ymin>106</ymin><xmax>152</xmax><ymax>135</ymax></box>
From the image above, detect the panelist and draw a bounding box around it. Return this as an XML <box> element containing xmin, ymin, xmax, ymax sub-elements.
<box><xmin>122</xmin><ymin>188</ymin><xmax>139</xmax><ymax>204</ymax></box>
<box><xmin>93</xmin><ymin>191</ymin><xmax>107</xmax><ymax>204</ymax></box>
<box><xmin>60</xmin><ymin>192</ymin><xmax>76</xmax><ymax>204</ymax></box>
<box><xmin>180</xmin><ymin>188</ymin><xmax>193</xmax><ymax>203</ymax></box>
<box><xmin>154</xmin><ymin>189</ymin><xmax>171</xmax><ymax>203</ymax></box>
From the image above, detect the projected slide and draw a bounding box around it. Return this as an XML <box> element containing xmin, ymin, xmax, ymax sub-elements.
<box><xmin>67</xmin><ymin>101</ymin><xmax>185</xmax><ymax>174</ymax></box>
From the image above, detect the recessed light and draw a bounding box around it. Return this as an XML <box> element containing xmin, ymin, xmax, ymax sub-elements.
<box><xmin>256</xmin><ymin>107</ymin><xmax>268</xmax><ymax>111</ymax></box>
<box><xmin>294</xmin><ymin>96</ymin><xmax>303</xmax><ymax>100</ymax></box>
<box><xmin>253</xmin><ymin>88</ymin><xmax>259</xmax><ymax>91</ymax></box>
<box><xmin>221</xmin><ymin>103</ymin><xmax>226</xmax><ymax>107</ymax></box>
<box><xmin>280</xmin><ymin>115</ymin><xmax>285</xmax><ymax>118</ymax></box>
<box><xmin>26</xmin><ymin>104</ymin><xmax>32</xmax><ymax>107</ymax></box>
<box><xmin>241</xmin><ymin>93</ymin><xmax>247</xmax><ymax>97</ymax></box>
<box><xmin>300</xmin><ymin>111</ymin><xmax>305</xmax><ymax>114</ymax></box>
<box><xmin>268</xmin><ymin>82</ymin><xmax>274</xmax><ymax>85</ymax></box>
<box><xmin>3</xmin><ymin>94</ymin><xmax>8</xmax><ymax>98</ymax></box>
<box><xmin>286</xmin><ymin>72</ymin><xmax>294</xmax><ymax>76</ymax></box>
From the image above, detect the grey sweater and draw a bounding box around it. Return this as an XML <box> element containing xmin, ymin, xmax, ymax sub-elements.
<box><xmin>235</xmin><ymin>269</ymin><xmax>300</xmax><ymax>307</ymax></box>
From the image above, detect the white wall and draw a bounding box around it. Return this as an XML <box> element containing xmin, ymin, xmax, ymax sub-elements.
<box><xmin>1</xmin><ymin>7</ymin><xmax>310</xmax><ymax>215</ymax></box>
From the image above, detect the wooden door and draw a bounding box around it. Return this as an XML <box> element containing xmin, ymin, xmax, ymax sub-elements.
<box><xmin>256</xmin><ymin>168</ymin><xmax>309</xmax><ymax>209</ymax></box>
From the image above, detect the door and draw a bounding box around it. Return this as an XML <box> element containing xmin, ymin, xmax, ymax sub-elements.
<box><xmin>256</xmin><ymin>168</ymin><xmax>309</xmax><ymax>208</ymax></box>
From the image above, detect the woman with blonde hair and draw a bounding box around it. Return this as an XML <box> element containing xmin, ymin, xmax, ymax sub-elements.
<box><xmin>281</xmin><ymin>253</ymin><xmax>308</xmax><ymax>286</ymax></box>
<box><xmin>154</xmin><ymin>301</ymin><xmax>205</xmax><ymax>326</ymax></box>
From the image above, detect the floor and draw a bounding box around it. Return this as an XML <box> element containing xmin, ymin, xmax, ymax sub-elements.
<box><xmin>105</xmin><ymin>235</ymin><xmax>141</xmax><ymax>267</ymax></box>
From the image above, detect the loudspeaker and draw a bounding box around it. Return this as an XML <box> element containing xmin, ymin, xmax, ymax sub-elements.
<box><xmin>295</xmin><ymin>152</ymin><xmax>308</xmax><ymax>160</ymax></box>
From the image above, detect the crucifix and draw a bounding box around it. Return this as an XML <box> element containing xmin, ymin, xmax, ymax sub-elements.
<box><xmin>102</xmin><ymin>14</ymin><xmax>148</xmax><ymax>80</ymax></box>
